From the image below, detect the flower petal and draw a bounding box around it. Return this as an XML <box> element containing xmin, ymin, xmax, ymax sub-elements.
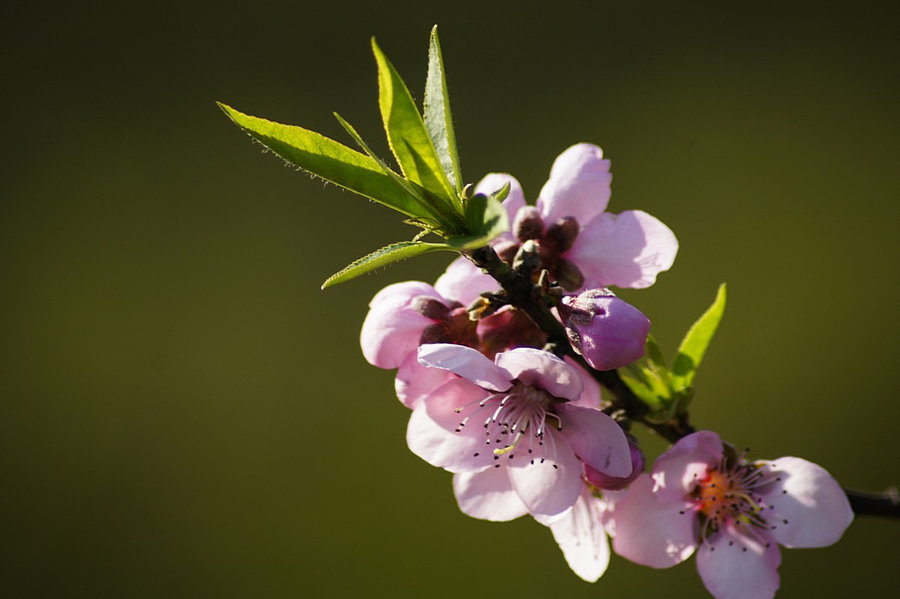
<box><xmin>696</xmin><ymin>525</ymin><xmax>782</xmax><ymax>599</ymax></box>
<box><xmin>557</xmin><ymin>404</ymin><xmax>632</xmax><ymax>477</ymax></box>
<box><xmin>494</xmin><ymin>347</ymin><xmax>583</xmax><ymax>400</ymax></box>
<box><xmin>546</xmin><ymin>490</ymin><xmax>611</xmax><ymax>582</ymax></box>
<box><xmin>565</xmin><ymin>357</ymin><xmax>603</xmax><ymax>409</ymax></box>
<box><xmin>434</xmin><ymin>256</ymin><xmax>500</xmax><ymax>306</ymax></box>
<box><xmin>537</xmin><ymin>143</ymin><xmax>612</xmax><ymax>226</ymax></box>
<box><xmin>453</xmin><ymin>469</ymin><xmax>528</xmax><ymax>522</ymax></box>
<box><xmin>395</xmin><ymin>352</ymin><xmax>455</xmax><ymax>410</ymax></box>
<box><xmin>406</xmin><ymin>379</ymin><xmax>497</xmax><ymax>473</ymax></box>
<box><xmin>368</xmin><ymin>280</ymin><xmax>444</xmax><ymax>309</ymax></box>
<box><xmin>567</xmin><ymin>210</ymin><xmax>678</xmax><ymax>289</ymax></box>
<box><xmin>612</xmin><ymin>474</ymin><xmax>698</xmax><ymax>568</ymax></box>
<box><xmin>652</xmin><ymin>430</ymin><xmax>723</xmax><ymax>502</ymax></box>
<box><xmin>473</xmin><ymin>173</ymin><xmax>527</xmax><ymax>238</ymax></box>
<box><xmin>418</xmin><ymin>343</ymin><xmax>512</xmax><ymax>391</ymax></box>
<box><xmin>507</xmin><ymin>430</ymin><xmax>583</xmax><ymax>517</ymax></box>
<box><xmin>360</xmin><ymin>282</ymin><xmax>445</xmax><ymax>369</ymax></box>
<box><xmin>758</xmin><ymin>457</ymin><xmax>854</xmax><ymax>548</ymax></box>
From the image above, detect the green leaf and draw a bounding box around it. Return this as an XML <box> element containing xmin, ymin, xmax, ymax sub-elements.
<box><xmin>218</xmin><ymin>103</ymin><xmax>433</xmax><ymax>220</ymax></box>
<box><xmin>671</xmin><ymin>283</ymin><xmax>727</xmax><ymax>389</ymax></box>
<box><xmin>321</xmin><ymin>241</ymin><xmax>457</xmax><ymax>289</ymax></box>
<box><xmin>372</xmin><ymin>39</ymin><xmax>460</xmax><ymax>210</ymax></box>
<box><xmin>332</xmin><ymin>112</ymin><xmax>460</xmax><ymax>232</ymax></box>
<box><xmin>448</xmin><ymin>186</ymin><xmax>510</xmax><ymax>250</ymax></box>
<box><xmin>424</xmin><ymin>26</ymin><xmax>463</xmax><ymax>194</ymax></box>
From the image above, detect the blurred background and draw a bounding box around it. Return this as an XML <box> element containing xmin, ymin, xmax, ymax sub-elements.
<box><xmin>2</xmin><ymin>1</ymin><xmax>898</xmax><ymax>596</ymax></box>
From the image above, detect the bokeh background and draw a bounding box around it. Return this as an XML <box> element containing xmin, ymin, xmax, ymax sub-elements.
<box><xmin>2</xmin><ymin>1</ymin><xmax>898</xmax><ymax>597</ymax></box>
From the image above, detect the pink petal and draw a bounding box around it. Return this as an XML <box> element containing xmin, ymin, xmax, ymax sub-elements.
<box><xmin>473</xmin><ymin>173</ymin><xmax>527</xmax><ymax>239</ymax></box>
<box><xmin>453</xmin><ymin>470</ymin><xmax>528</xmax><ymax>522</ymax></box>
<box><xmin>757</xmin><ymin>457</ymin><xmax>854</xmax><ymax>548</ymax></box>
<box><xmin>612</xmin><ymin>474</ymin><xmax>698</xmax><ymax>568</ymax></box>
<box><xmin>360</xmin><ymin>282</ymin><xmax>445</xmax><ymax>369</ymax></box>
<box><xmin>567</xmin><ymin>210</ymin><xmax>678</xmax><ymax>289</ymax></box>
<box><xmin>395</xmin><ymin>352</ymin><xmax>454</xmax><ymax>410</ymax></box>
<box><xmin>507</xmin><ymin>430</ymin><xmax>583</xmax><ymax>517</ymax></box>
<box><xmin>434</xmin><ymin>256</ymin><xmax>500</xmax><ymax>306</ymax></box>
<box><xmin>546</xmin><ymin>490</ymin><xmax>611</xmax><ymax>582</ymax></box>
<box><xmin>494</xmin><ymin>348</ymin><xmax>583</xmax><ymax>400</ymax></box>
<box><xmin>537</xmin><ymin>143</ymin><xmax>612</xmax><ymax>226</ymax></box>
<box><xmin>696</xmin><ymin>525</ymin><xmax>782</xmax><ymax>599</ymax></box>
<box><xmin>418</xmin><ymin>343</ymin><xmax>512</xmax><ymax>392</ymax></box>
<box><xmin>652</xmin><ymin>430</ymin><xmax>723</xmax><ymax>502</ymax></box>
<box><xmin>368</xmin><ymin>280</ymin><xmax>443</xmax><ymax>309</ymax></box>
<box><xmin>557</xmin><ymin>404</ymin><xmax>632</xmax><ymax>477</ymax></box>
<box><xmin>564</xmin><ymin>357</ymin><xmax>603</xmax><ymax>409</ymax></box>
<box><xmin>406</xmin><ymin>378</ymin><xmax>496</xmax><ymax>473</ymax></box>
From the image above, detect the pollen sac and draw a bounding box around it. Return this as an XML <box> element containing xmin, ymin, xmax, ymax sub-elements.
<box><xmin>559</xmin><ymin>289</ymin><xmax>650</xmax><ymax>371</ymax></box>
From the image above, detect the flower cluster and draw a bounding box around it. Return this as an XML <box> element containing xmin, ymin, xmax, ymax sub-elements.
<box><xmin>358</xmin><ymin>144</ymin><xmax>852</xmax><ymax>599</ymax></box>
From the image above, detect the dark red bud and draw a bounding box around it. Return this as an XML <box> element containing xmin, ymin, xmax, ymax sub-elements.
<box><xmin>410</xmin><ymin>297</ymin><xmax>450</xmax><ymax>320</ymax></box>
<box><xmin>514</xmin><ymin>206</ymin><xmax>544</xmax><ymax>242</ymax></box>
<box><xmin>543</xmin><ymin>217</ymin><xmax>579</xmax><ymax>252</ymax></box>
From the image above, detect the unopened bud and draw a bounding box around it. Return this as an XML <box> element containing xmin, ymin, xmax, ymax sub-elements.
<box><xmin>560</xmin><ymin>289</ymin><xmax>650</xmax><ymax>370</ymax></box>
<box><xmin>514</xmin><ymin>206</ymin><xmax>544</xmax><ymax>242</ymax></box>
<box><xmin>584</xmin><ymin>435</ymin><xmax>644</xmax><ymax>491</ymax></box>
<box><xmin>543</xmin><ymin>217</ymin><xmax>579</xmax><ymax>252</ymax></box>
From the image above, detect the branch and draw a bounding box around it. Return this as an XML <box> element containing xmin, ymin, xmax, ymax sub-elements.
<box><xmin>468</xmin><ymin>245</ymin><xmax>692</xmax><ymax>443</ymax></box>
<box><xmin>846</xmin><ymin>488</ymin><xmax>900</xmax><ymax>518</ymax></box>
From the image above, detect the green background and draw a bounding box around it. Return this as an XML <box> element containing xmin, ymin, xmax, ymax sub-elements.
<box><xmin>2</xmin><ymin>1</ymin><xmax>898</xmax><ymax>597</ymax></box>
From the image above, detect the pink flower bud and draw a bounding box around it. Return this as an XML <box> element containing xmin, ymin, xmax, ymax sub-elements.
<box><xmin>584</xmin><ymin>435</ymin><xmax>644</xmax><ymax>490</ymax></box>
<box><xmin>560</xmin><ymin>289</ymin><xmax>650</xmax><ymax>370</ymax></box>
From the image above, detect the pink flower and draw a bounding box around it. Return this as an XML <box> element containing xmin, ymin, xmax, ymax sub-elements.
<box><xmin>408</xmin><ymin>344</ymin><xmax>632</xmax><ymax>518</ymax></box>
<box><xmin>360</xmin><ymin>281</ymin><xmax>546</xmax><ymax>408</ymax></box>
<box><xmin>612</xmin><ymin>431</ymin><xmax>854</xmax><ymax>599</ymax></box>
<box><xmin>559</xmin><ymin>289</ymin><xmax>651</xmax><ymax>371</ymax></box>
<box><xmin>436</xmin><ymin>143</ymin><xmax>678</xmax><ymax>301</ymax></box>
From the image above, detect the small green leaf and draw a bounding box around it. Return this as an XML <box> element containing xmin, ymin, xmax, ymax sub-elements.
<box><xmin>321</xmin><ymin>241</ymin><xmax>457</xmax><ymax>289</ymax></box>
<box><xmin>424</xmin><ymin>26</ymin><xmax>463</xmax><ymax>194</ymax></box>
<box><xmin>645</xmin><ymin>334</ymin><xmax>669</xmax><ymax>375</ymax></box>
<box><xmin>372</xmin><ymin>39</ymin><xmax>460</xmax><ymax>210</ymax></box>
<box><xmin>671</xmin><ymin>283</ymin><xmax>727</xmax><ymax>389</ymax></box>
<box><xmin>448</xmin><ymin>188</ymin><xmax>510</xmax><ymax>250</ymax></box>
<box><xmin>219</xmin><ymin>103</ymin><xmax>433</xmax><ymax>220</ymax></box>
<box><xmin>463</xmin><ymin>193</ymin><xmax>487</xmax><ymax>233</ymax></box>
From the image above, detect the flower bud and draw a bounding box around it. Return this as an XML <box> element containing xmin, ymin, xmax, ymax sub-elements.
<box><xmin>543</xmin><ymin>216</ymin><xmax>579</xmax><ymax>252</ymax></box>
<box><xmin>584</xmin><ymin>435</ymin><xmax>644</xmax><ymax>491</ymax></box>
<box><xmin>560</xmin><ymin>289</ymin><xmax>650</xmax><ymax>370</ymax></box>
<box><xmin>514</xmin><ymin>206</ymin><xmax>545</xmax><ymax>242</ymax></box>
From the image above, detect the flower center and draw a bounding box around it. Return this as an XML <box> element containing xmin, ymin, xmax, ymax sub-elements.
<box><xmin>453</xmin><ymin>380</ymin><xmax>561</xmax><ymax>466</ymax></box>
<box><xmin>693</xmin><ymin>458</ymin><xmax>771</xmax><ymax>541</ymax></box>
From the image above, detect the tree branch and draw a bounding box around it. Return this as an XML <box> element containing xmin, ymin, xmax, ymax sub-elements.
<box><xmin>845</xmin><ymin>488</ymin><xmax>900</xmax><ymax>518</ymax></box>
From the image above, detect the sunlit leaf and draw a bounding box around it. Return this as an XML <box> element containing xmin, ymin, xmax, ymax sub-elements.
<box><xmin>321</xmin><ymin>241</ymin><xmax>456</xmax><ymax>289</ymax></box>
<box><xmin>372</xmin><ymin>39</ymin><xmax>460</xmax><ymax>210</ymax></box>
<box><xmin>219</xmin><ymin>103</ymin><xmax>433</xmax><ymax>220</ymax></box>
<box><xmin>424</xmin><ymin>25</ymin><xmax>463</xmax><ymax>194</ymax></box>
<box><xmin>671</xmin><ymin>283</ymin><xmax>727</xmax><ymax>389</ymax></box>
